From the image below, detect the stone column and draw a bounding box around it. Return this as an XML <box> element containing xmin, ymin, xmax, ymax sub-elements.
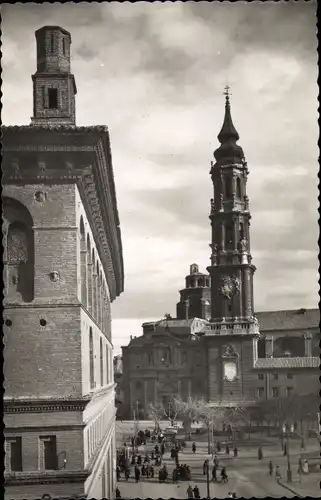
<box><xmin>221</xmin><ymin>222</ymin><xmax>225</xmax><ymax>250</ymax></box>
<box><xmin>304</xmin><ymin>332</ymin><xmax>312</xmax><ymax>357</ymax></box>
<box><xmin>233</xmin><ymin>218</ymin><xmax>237</xmax><ymax>250</ymax></box>
<box><xmin>265</xmin><ymin>336</ymin><xmax>273</xmax><ymax>358</ymax></box>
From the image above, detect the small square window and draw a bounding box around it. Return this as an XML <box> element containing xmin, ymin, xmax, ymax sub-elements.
<box><xmin>272</xmin><ymin>373</ymin><xmax>278</xmax><ymax>380</ymax></box>
<box><xmin>272</xmin><ymin>387</ymin><xmax>279</xmax><ymax>398</ymax></box>
<box><xmin>258</xmin><ymin>373</ymin><xmax>264</xmax><ymax>380</ymax></box>
<box><xmin>287</xmin><ymin>373</ymin><xmax>293</xmax><ymax>379</ymax></box>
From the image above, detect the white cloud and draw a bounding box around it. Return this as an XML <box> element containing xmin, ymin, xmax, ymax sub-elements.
<box><xmin>2</xmin><ymin>2</ymin><xmax>318</xmax><ymax>348</ymax></box>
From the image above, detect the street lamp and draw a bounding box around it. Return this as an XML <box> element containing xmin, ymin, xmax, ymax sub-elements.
<box><xmin>205</xmin><ymin>454</ymin><xmax>211</xmax><ymax>500</ymax></box>
<box><xmin>285</xmin><ymin>423</ymin><xmax>292</xmax><ymax>483</ymax></box>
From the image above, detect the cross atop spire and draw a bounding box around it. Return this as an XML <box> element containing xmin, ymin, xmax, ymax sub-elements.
<box><xmin>223</xmin><ymin>85</ymin><xmax>231</xmax><ymax>103</ymax></box>
<box><xmin>213</xmin><ymin>87</ymin><xmax>244</xmax><ymax>163</ymax></box>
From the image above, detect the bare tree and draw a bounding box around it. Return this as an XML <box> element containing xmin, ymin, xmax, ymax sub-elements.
<box><xmin>196</xmin><ymin>399</ymin><xmax>225</xmax><ymax>453</ymax></box>
<box><xmin>223</xmin><ymin>405</ymin><xmax>249</xmax><ymax>447</ymax></box>
<box><xmin>146</xmin><ymin>402</ymin><xmax>164</xmax><ymax>434</ymax></box>
<box><xmin>173</xmin><ymin>396</ymin><xmax>203</xmax><ymax>441</ymax></box>
<box><xmin>162</xmin><ymin>397</ymin><xmax>180</xmax><ymax>426</ymax></box>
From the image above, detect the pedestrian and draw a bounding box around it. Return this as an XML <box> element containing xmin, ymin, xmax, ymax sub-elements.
<box><xmin>173</xmin><ymin>468</ymin><xmax>177</xmax><ymax>483</ymax></box>
<box><xmin>221</xmin><ymin>466</ymin><xmax>228</xmax><ymax>483</ymax></box>
<box><xmin>203</xmin><ymin>459</ymin><xmax>208</xmax><ymax>475</ymax></box>
<box><xmin>116</xmin><ymin>465</ymin><xmax>121</xmax><ymax>482</ymax></box>
<box><xmin>233</xmin><ymin>447</ymin><xmax>238</xmax><ymax>457</ymax></box>
<box><xmin>258</xmin><ymin>446</ymin><xmax>263</xmax><ymax>460</ymax></box>
<box><xmin>187</xmin><ymin>484</ymin><xmax>194</xmax><ymax>499</ymax></box>
<box><xmin>193</xmin><ymin>485</ymin><xmax>200</xmax><ymax>499</ymax></box>
<box><xmin>232</xmin><ymin>493</ymin><xmax>237</xmax><ymax>499</ymax></box>
<box><xmin>212</xmin><ymin>465</ymin><xmax>217</xmax><ymax>482</ymax></box>
<box><xmin>124</xmin><ymin>467</ymin><xmax>130</xmax><ymax>481</ymax></box>
<box><xmin>226</xmin><ymin>444</ymin><xmax>230</xmax><ymax>455</ymax></box>
<box><xmin>115</xmin><ymin>487</ymin><xmax>121</xmax><ymax>499</ymax></box>
<box><xmin>135</xmin><ymin>465</ymin><xmax>140</xmax><ymax>483</ymax></box>
<box><xmin>302</xmin><ymin>459</ymin><xmax>309</xmax><ymax>474</ymax></box>
<box><xmin>275</xmin><ymin>465</ymin><xmax>281</xmax><ymax>482</ymax></box>
<box><xmin>216</xmin><ymin>441</ymin><xmax>221</xmax><ymax>452</ymax></box>
<box><xmin>213</xmin><ymin>454</ymin><xmax>219</xmax><ymax>467</ymax></box>
<box><xmin>186</xmin><ymin>465</ymin><xmax>191</xmax><ymax>481</ymax></box>
<box><xmin>268</xmin><ymin>460</ymin><xmax>273</xmax><ymax>476</ymax></box>
<box><xmin>192</xmin><ymin>442</ymin><xmax>196</xmax><ymax>454</ymax></box>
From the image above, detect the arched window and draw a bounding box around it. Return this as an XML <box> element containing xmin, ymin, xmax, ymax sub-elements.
<box><xmin>89</xmin><ymin>328</ymin><xmax>94</xmax><ymax>389</ymax></box>
<box><xmin>86</xmin><ymin>236</ymin><xmax>92</xmax><ymax>313</ymax></box>
<box><xmin>225</xmin><ymin>176</ymin><xmax>232</xmax><ymax>199</ymax></box>
<box><xmin>3</xmin><ymin>197</ymin><xmax>34</xmax><ymax>302</ymax></box>
<box><xmin>62</xmin><ymin>37</ymin><xmax>66</xmax><ymax>56</ymax></box>
<box><xmin>225</xmin><ymin>223</ymin><xmax>233</xmax><ymax>250</ymax></box>
<box><xmin>100</xmin><ymin>338</ymin><xmax>103</xmax><ymax>386</ymax></box>
<box><xmin>236</xmin><ymin>177</ymin><xmax>242</xmax><ymax>198</ymax></box>
<box><xmin>92</xmin><ymin>250</ymin><xmax>97</xmax><ymax>320</ymax></box>
<box><xmin>80</xmin><ymin>217</ymin><xmax>87</xmax><ymax>307</ymax></box>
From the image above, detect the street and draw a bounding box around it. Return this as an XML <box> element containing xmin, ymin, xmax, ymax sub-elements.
<box><xmin>115</xmin><ymin>421</ymin><xmax>320</xmax><ymax>498</ymax></box>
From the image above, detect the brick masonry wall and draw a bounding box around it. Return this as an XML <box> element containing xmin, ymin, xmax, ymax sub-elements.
<box><xmin>4</xmin><ymin>306</ymin><xmax>82</xmax><ymax>398</ymax></box>
<box><xmin>4</xmin><ymin>428</ymin><xmax>84</xmax><ymax>472</ymax></box>
<box><xmin>33</xmin><ymin>75</ymin><xmax>75</xmax><ymax>122</ymax></box>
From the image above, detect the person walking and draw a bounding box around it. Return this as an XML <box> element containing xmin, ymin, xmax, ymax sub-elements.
<box><xmin>221</xmin><ymin>466</ymin><xmax>228</xmax><ymax>483</ymax></box>
<box><xmin>216</xmin><ymin>441</ymin><xmax>221</xmax><ymax>452</ymax></box>
<box><xmin>212</xmin><ymin>465</ymin><xmax>217</xmax><ymax>482</ymax></box>
<box><xmin>193</xmin><ymin>485</ymin><xmax>201</xmax><ymax>499</ymax></box>
<box><xmin>268</xmin><ymin>460</ymin><xmax>273</xmax><ymax>476</ymax></box>
<box><xmin>302</xmin><ymin>459</ymin><xmax>309</xmax><ymax>474</ymax></box>
<box><xmin>203</xmin><ymin>459</ymin><xmax>208</xmax><ymax>475</ymax></box>
<box><xmin>116</xmin><ymin>465</ymin><xmax>121</xmax><ymax>482</ymax></box>
<box><xmin>275</xmin><ymin>465</ymin><xmax>281</xmax><ymax>482</ymax></box>
<box><xmin>225</xmin><ymin>444</ymin><xmax>230</xmax><ymax>455</ymax></box>
<box><xmin>187</xmin><ymin>484</ymin><xmax>194</xmax><ymax>499</ymax></box>
<box><xmin>233</xmin><ymin>447</ymin><xmax>238</xmax><ymax>457</ymax></box>
<box><xmin>192</xmin><ymin>442</ymin><xmax>196</xmax><ymax>454</ymax></box>
<box><xmin>213</xmin><ymin>454</ymin><xmax>219</xmax><ymax>467</ymax></box>
<box><xmin>135</xmin><ymin>465</ymin><xmax>140</xmax><ymax>483</ymax></box>
<box><xmin>258</xmin><ymin>446</ymin><xmax>263</xmax><ymax>460</ymax></box>
<box><xmin>115</xmin><ymin>487</ymin><xmax>121</xmax><ymax>499</ymax></box>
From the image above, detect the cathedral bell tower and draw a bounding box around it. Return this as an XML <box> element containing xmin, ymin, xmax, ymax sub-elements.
<box><xmin>207</xmin><ymin>87</ymin><xmax>255</xmax><ymax>322</ymax></box>
<box><xmin>31</xmin><ymin>26</ymin><xmax>77</xmax><ymax>126</ymax></box>
<box><xmin>205</xmin><ymin>88</ymin><xmax>260</xmax><ymax>405</ymax></box>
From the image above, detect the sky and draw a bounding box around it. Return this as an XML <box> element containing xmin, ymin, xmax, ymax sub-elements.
<box><xmin>2</xmin><ymin>2</ymin><xmax>318</xmax><ymax>355</ymax></box>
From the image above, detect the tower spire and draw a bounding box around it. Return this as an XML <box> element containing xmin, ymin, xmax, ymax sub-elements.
<box><xmin>214</xmin><ymin>87</ymin><xmax>243</xmax><ymax>162</ymax></box>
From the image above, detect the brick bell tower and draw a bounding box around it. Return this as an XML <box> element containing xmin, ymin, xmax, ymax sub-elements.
<box><xmin>205</xmin><ymin>87</ymin><xmax>260</xmax><ymax>405</ymax></box>
<box><xmin>31</xmin><ymin>26</ymin><xmax>77</xmax><ymax>126</ymax></box>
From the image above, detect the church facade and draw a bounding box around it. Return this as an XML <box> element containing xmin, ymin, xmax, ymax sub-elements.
<box><xmin>3</xmin><ymin>26</ymin><xmax>124</xmax><ymax>500</ymax></box>
<box><xmin>121</xmin><ymin>91</ymin><xmax>319</xmax><ymax>419</ymax></box>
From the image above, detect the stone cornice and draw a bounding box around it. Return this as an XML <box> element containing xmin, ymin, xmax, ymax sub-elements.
<box><xmin>4</xmin><ymin>396</ymin><xmax>91</xmax><ymax>414</ymax></box>
<box><xmin>2</xmin><ymin>126</ymin><xmax>124</xmax><ymax>300</ymax></box>
<box><xmin>4</xmin><ymin>469</ymin><xmax>89</xmax><ymax>486</ymax></box>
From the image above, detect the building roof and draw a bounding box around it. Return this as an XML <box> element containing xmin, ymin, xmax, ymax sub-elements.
<box><xmin>2</xmin><ymin>124</ymin><xmax>124</xmax><ymax>299</ymax></box>
<box><xmin>254</xmin><ymin>356</ymin><xmax>319</xmax><ymax>369</ymax></box>
<box><xmin>255</xmin><ymin>308</ymin><xmax>319</xmax><ymax>332</ymax></box>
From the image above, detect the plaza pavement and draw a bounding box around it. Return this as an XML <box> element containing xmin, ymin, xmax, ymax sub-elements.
<box><xmin>115</xmin><ymin>422</ymin><xmax>320</xmax><ymax>498</ymax></box>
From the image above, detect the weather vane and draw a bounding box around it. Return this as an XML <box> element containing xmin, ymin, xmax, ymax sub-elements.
<box><xmin>223</xmin><ymin>85</ymin><xmax>231</xmax><ymax>101</ymax></box>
